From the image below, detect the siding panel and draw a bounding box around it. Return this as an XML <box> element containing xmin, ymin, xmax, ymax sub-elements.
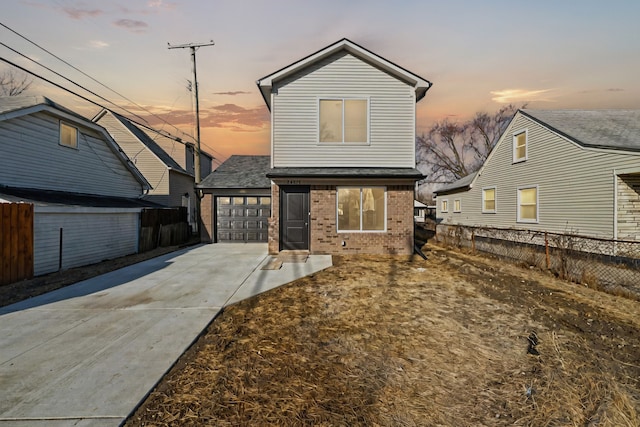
<box><xmin>272</xmin><ymin>52</ymin><xmax>415</xmax><ymax>168</ymax></box>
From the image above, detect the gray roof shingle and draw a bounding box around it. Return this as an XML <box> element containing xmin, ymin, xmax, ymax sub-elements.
<box><xmin>199</xmin><ymin>155</ymin><xmax>271</xmax><ymax>189</ymax></box>
<box><xmin>521</xmin><ymin>109</ymin><xmax>640</xmax><ymax>152</ymax></box>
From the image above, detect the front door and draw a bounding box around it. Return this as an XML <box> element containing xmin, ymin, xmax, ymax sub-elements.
<box><xmin>280</xmin><ymin>186</ymin><xmax>310</xmax><ymax>250</ymax></box>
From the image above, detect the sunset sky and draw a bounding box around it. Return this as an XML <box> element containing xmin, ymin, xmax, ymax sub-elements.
<box><xmin>2</xmin><ymin>0</ymin><xmax>639</xmax><ymax>166</ymax></box>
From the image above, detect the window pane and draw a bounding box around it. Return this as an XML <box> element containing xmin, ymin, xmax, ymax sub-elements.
<box><xmin>233</xmin><ymin>197</ymin><xmax>245</xmax><ymax>205</ymax></box>
<box><xmin>362</xmin><ymin>187</ymin><xmax>384</xmax><ymax>230</ymax></box>
<box><xmin>246</xmin><ymin>197</ymin><xmax>258</xmax><ymax>205</ymax></box>
<box><xmin>344</xmin><ymin>100</ymin><xmax>367</xmax><ymax>142</ymax></box>
<box><xmin>319</xmin><ymin>100</ymin><xmax>343</xmax><ymax>142</ymax></box>
<box><xmin>483</xmin><ymin>188</ymin><xmax>495</xmax><ymax>211</ymax></box>
<box><xmin>218</xmin><ymin>197</ymin><xmax>230</xmax><ymax>205</ymax></box>
<box><xmin>60</xmin><ymin>122</ymin><xmax>77</xmax><ymax>148</ymax></box>
<box><xmin>454</xmin><ymin>200</ymin><xmax>461</xmax><ymax>212</ymax></box>
<box><xmin>485</xmin><ymin>200</ymin><xmax>495</xmax><ymax>211</ymax></box>
<box><xmin>441</xmin><ymin>200</ymin><xmax>448</xmax><ymax>212</ymax></box>
<box><xmin>515</xmin><ymin>133</ymin><xmax>526</xmax><ymax>160</ymax></box>
<box><xmin>520</xmin><ymin>205</ymin><xmax>537</xmax><ymax>220</ymax></box>
<box><xmin>337</xmin><ymin>188</ymin><xmax>361</xmax><ymax>230</ymax></box>
<box><xmin>520</xmin><ymin>188</ymin><xmax>536</xmax><ymax>204</ymax></box>
<box><xmin>260</xmin><ymin>197</ymin><xmax>270</xmax><ymax>205</ymax></box>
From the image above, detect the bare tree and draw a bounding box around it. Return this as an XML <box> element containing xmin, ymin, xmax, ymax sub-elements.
<box><xmin>0</xmin><ymin>69</ymin><xmax>32</xmax><ymax>96</ymax></box>
<box><xmin>417</xmin><ymin>104</ymin><xmax>522</xmax><ymax>183</ymax></box>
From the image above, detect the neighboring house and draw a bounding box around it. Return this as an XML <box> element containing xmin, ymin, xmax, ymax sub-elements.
<box><xmin>256</xmin><ymin>38</ymin><xmax>431</xmax><ymax>254</ymax></box>
<box><xmin>199</xmin><ymin>155</ymin><xmax>271</xmax><ymax>243</ymax></box>
<box><xmin>94</xmin><ymin>109</ymin><xmax>204</xmax><ymax>230</ymax></box>
<box><xmin>0</xmin><ymin>96</ymin><xmax>153</xmax><ymax>276</ymax></box>
<box><xmin>414</xmin><ymin>200</ymin><xmax>428</xmax><ymax>223</ymax></box>
<box><xmin>434</xmin><ymin>109</ymin><xmax>640</xmax><ymax>241</ymax></box>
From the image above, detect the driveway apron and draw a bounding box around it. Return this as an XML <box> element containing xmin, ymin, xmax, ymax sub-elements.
<box><xmin>0</xmin><ymin>243</ymin><xmax>331</xmax><ymax>426</ymax></box>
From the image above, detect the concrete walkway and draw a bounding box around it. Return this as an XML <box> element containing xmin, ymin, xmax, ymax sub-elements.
<box><xmin>0</xmin><ymin>244</ymin><xmax>332</xmax><ymax>426</ymax></box>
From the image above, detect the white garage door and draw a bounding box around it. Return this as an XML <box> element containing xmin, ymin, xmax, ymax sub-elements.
<box><xmin>216</xmin><ymin>196</ymin><xmax>270</xmax><ymax>242</ymax></box>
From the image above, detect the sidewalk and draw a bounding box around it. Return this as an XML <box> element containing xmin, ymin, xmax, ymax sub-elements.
<box><xmin>0</xmin><ymin>244</ymin><xmax>332</xmax><ymax>426</ymax></box>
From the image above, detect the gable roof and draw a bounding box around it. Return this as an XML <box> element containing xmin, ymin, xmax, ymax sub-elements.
<box><xmin>521</xmin><ymin>109</ymin><xmax>640</xmax><ymax>152</ymax></box>
<box><xmin>256</xmin><ymin>38</ymin><xmax>432</xmax><ymax>110</ymax></box>
<box><xmin>198</xmin><ymin>155</ymin><xmax>271</xmax><ymax>189</ymax></box>
<box><xmin>0</xmin><ymin>96</ymin><xmax>151</xmax><ymax>190</ymax></box>
<box><xmin>94</xmin><ymin>109</ymin><xmax>189</xmax><ymax>174</ymax></box>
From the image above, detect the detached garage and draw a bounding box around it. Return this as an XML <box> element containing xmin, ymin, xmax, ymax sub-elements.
<box><xmin>199</xmin><ymin>155</ymin><xmax>271</xmax><ymax>243</ymax></box>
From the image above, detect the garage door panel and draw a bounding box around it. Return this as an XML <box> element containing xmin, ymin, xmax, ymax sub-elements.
<box><xmin>216</xmin><ymin>196</ymin><xmax>270</xmax><ymax>243</ymax></box>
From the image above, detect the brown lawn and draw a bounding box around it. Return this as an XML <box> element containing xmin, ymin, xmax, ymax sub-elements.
<box><xmin>126</xmin><ymin>244</ymin><xmax>640</xmax><ymax>426</ymax></box>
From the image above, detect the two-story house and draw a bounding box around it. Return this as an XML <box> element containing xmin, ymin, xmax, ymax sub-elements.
<box><xmin>94</xmin><ymin>110</ymin><xmax>212</xmax><ymax>231</ymax></box>
<box><xmin>257</xmin><ymin>38</ymin><xmax>431</xmax><ymax>255</ymax></box>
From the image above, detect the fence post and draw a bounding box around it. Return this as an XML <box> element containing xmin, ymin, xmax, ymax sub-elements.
<box><xmin>545</xmin><ymin>232</ymin><xmax>550</xmax><ymax>269</ymax></box>
<box><xmin>471</xmin><ymin>230</ymin><xmax>475</xmax><ymax>253</ymax></box>
<box><xmin>59</xmin><ymin>227</ymin><xmax>64</xmax><ymax>271</ymax></box>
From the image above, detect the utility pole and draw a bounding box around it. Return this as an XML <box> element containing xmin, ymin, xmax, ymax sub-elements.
<box><xmin>168</xmin><ymin>40</ymin><xmax>214</xmax><ymax>184</ymax></box>
<box><xmin>168</xmin><ymin>40</ymin><xmax>214</xmax><ymax>238</ymax></box>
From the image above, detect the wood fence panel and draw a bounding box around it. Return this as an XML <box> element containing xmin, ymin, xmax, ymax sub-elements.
<box><xmin>0</xmin><ymin>203</ymin><xmax>34</xmax><ymax>286</ymax></box>
<box><xmin>139</xmin><ymin>207</ymin><xmax>189</xmax><ymax>253</ymax></box>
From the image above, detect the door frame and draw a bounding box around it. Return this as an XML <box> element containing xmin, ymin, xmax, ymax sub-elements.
<box><xmin>279</xmin><ymin>185</ymin><xmax>310</xmax><ymax>251</ymax></box>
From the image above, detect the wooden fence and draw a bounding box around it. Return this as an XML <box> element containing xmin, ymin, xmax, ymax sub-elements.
<box><xmin>139</xmin><ymin>207</ymin><xmax>190</xmax><ymax>253</ymax></box>
<box><xmin>1</xmin><ymin>203</ymin><xmax>34</xmax><ymax>286</ymax></box>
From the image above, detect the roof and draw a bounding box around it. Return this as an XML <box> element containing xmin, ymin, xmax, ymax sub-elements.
<box><xmin>267</xmin><ymin>167</ymin><xmax>424</xmax><ymax>180</ymax></box>
<box><xmin>0</xmin><ymin>186</ymin><xmax>161</xmax><ymax>208</ymax></box>
<box><xmin>0</xmin><ymin>96</ymin><xmax>151</xmax><ymax>190</ymax></box>
<box><xmin>433</xmin><ymin>172</ymin><xmax>477</xmax><ymax>195</ymax></box>
<box><xmin>103</xmin><ymin>111</ymin><xmax>188</xmax><ymax>174</ymax></box>
<box><xmin>521</xmin><ymin>109</ymin><xmax>640</xmax><ymax>152</ymax></box>
<box><xmin>198</xmin><ymin>155</ymin><xmax>271</xmax><ymax>189</ymax></box>
<box><xmin>256</xmin><ymin>38</ymin><xmax>432</xmax><ymax>110</ymax></box>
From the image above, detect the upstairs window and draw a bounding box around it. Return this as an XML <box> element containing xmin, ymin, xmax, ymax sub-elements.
<box><xmin>319</xmin><ymin>99</ymin><xmax>368</xmax><ymax>143</ymax></box>
<box><xmin>60</xmin><ymin>122</ymin><xmax>78</xmax><ymax>149</ymax></box>
<box><xmin>513</xmin><ymin>130</ymin><xmax>527</xmax><ymax>163</ymax></box>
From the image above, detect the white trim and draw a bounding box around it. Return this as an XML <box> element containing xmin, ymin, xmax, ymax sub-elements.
<box><xmin>513</xmin><ymin>128</ymin><xmax>528</xmax><ymax>163</ymax></box>
<box><xmin>270</xmin><ymin>91</ymin><xmax>275</xmax><ymax>168</ymax></box>
<box><xmin>453</xmin><ymin>199</ymin><xmax>461</xmax><ymax>213</ymax></box>
<box><xmin>59</xmin><ymin>120</ymin><xmax>79</xmax><ymax>149</ymax></box>
<box><xmin>336</xmin><ymin>186</ymin><xmax>387</xmax><ymax>233</ymax></box>
<box><xmin>516</xmin><ymin>185</ymin><xmax>539</xmax><ymax>223</ymax></box>
<box><xmin>317</xmin><ymin>97</ymin><xmax>370</xmax><ymax>145</ymax></box>
<box><xmin>615</xmin><ymin>166</ymin><xmax>640</xmax><ymax>175</ymax></box>
<box><xmin>440</xmin><ymin>198</ymin><xmax>449</xmax><ymax>213</ymax></box>
<box><xmin>481</xmin><ymin>186</ymin><xmax>497</xmax><ymax>213</ymax></box>
<box><xmin>613</xmin><ymin>172</ymin><xmax>618</xmax><ymax>240</ymax></box>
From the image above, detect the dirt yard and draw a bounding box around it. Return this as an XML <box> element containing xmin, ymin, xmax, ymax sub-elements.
<box><xmin>126</xmin><ymin>244</ymin><xmax>640</xmax><ymax>426</ymax></box>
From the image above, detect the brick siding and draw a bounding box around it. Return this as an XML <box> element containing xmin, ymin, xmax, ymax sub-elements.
<box><xmin>269</xmin><ymin>183</ymin><xmax>414</xmax><ymax>255</ymax></box>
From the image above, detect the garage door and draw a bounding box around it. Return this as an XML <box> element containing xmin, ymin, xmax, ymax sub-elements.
<box><xmin>216</xmin><ymin>196</ymin><xmax>270</xmax><ymax>242</ymax></box>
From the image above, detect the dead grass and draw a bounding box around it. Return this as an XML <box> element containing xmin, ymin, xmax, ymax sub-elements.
<box><xmin>126</xmin><ymin>244</ymin><xmax>640</xmax><ymax>426</ymax></box>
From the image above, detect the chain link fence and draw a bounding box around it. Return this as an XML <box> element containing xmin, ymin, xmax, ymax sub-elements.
<box><xmin>435</xmin><ymin>224</ymin><xmax>640</xmax><ymax>299</ymax></box>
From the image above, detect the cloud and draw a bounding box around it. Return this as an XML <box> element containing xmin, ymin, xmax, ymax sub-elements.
<box><xmin>147</xmin><ymin>0</ymin><xmax>176</xmax><ymax>9</ymax></box>
<box><xmin>63</xmin><ymin>7</ymin><xmax>103</xmax><ymax>19</ymax></box>
<box><xmin>490</xmin><ymin>88</ymin><xmax>553</xmax><ymax>104</ymax></box>
<box><xmin>88</xmin><ymin>40</ymin><xmax>109</xmax><ymax>49</ymax></box>
<box><xmin>113</xmin><ymin>18</ymin><xmax>149</xmax><ymax>33</ymax></box>
<box><xmin>606</xmin><ymin>88</ymin><xmax>624</xmax><ymax>92</ymax></box>
<box><xmin>213</xmin><ymin>91</ymin><xmax>251</xmax><ymax>96</ymax></box>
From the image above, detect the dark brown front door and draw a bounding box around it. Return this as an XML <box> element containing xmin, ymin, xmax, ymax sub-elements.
<box><xmin>280</xmin><ymin>186</ymin><xmax>309</xmax><ymax>250</ymax></box>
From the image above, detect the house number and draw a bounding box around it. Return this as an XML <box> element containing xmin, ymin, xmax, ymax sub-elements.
<box><xmin>286</xmin><ymin>180</ymin><xmax>301</xmax><ymax>184</ymax></box>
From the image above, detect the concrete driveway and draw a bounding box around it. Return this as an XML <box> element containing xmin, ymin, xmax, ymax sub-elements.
<box><xmin>0</xmin><ymin>244</ymin><xmax>331</xmax><ymax>426</ymax></box>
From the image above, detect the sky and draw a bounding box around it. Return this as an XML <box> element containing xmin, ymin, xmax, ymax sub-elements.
<box><xmin>2</xmin><ymin>0</ymin><xmax>640</xmax><ymax>166</ymax></box>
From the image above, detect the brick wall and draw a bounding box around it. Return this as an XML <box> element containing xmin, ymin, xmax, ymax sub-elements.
<box><xmin>309</xmin><ymin>184</ymin><xmax>414</xmax><ymax>255</ymax></box>
<box><xmin>200</xmin><ymin>193</ymin><xmax>213</xmax><ymax>243</ymax></box>
<box><xmin>270</xmin><ymin>183</ymin><xmax>414</xmax><ymax>255</ymax></box>
<box><xmin>617</xmin><ymin>174</ymin><xmax>640</xmax><ymax>241</ymax></box>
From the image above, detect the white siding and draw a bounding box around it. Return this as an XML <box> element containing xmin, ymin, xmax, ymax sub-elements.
<box><xmin>0</xmin><ymin>112</ymin><xmax>142</xmax><ymax>198</ymax></box>
<box><xmin>436</xmin><ymin>113</ymin><xmax>640</xmax><ymax>239</ymax></box>
<box><xmin>272</xmin><ymin>51</ymin><xmax>416</xmax><ymax>168</ymax></box>
<box><xmin>34</xmin><ymin>209</ymin><xmax>139</xmax><ymax>275</ymax></box>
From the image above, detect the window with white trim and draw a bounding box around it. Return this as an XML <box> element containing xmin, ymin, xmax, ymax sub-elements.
<box><xmin>440</xmin><ymin>199</ymin><xmax>449</xmax><ymax>213</ymax></box>
<box><xmin>482</xmin><ymin>187</ymin><xmax>496</xmax><ymax>213</ymax></box>
<box><xmin>453</xmin><ymin>199</ymin><xmax>461</xmax><ymax>213</ymax></box>
<box><xmin>513</xmin><ymin>130</ymin><xmax>527</xmax><ymax>163</ymax></box>
<box><xmin>60</xmin><ymin>122</ymin><xmax>78</xmax><ymax>149</ymax></box>
<box><xmin>319</xmin><ymin>99</ymin><xmax>368</xmax><ymax>143</ymax></box>
<box><xmin>517</xmin><ymin>186</ymin><xmax>538</xmax><ymax>223</ymax></box>
<box><xmin>337</xmin><ymin>187</ymin><xmax>385</xmax><ymax>231</ymax></box>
